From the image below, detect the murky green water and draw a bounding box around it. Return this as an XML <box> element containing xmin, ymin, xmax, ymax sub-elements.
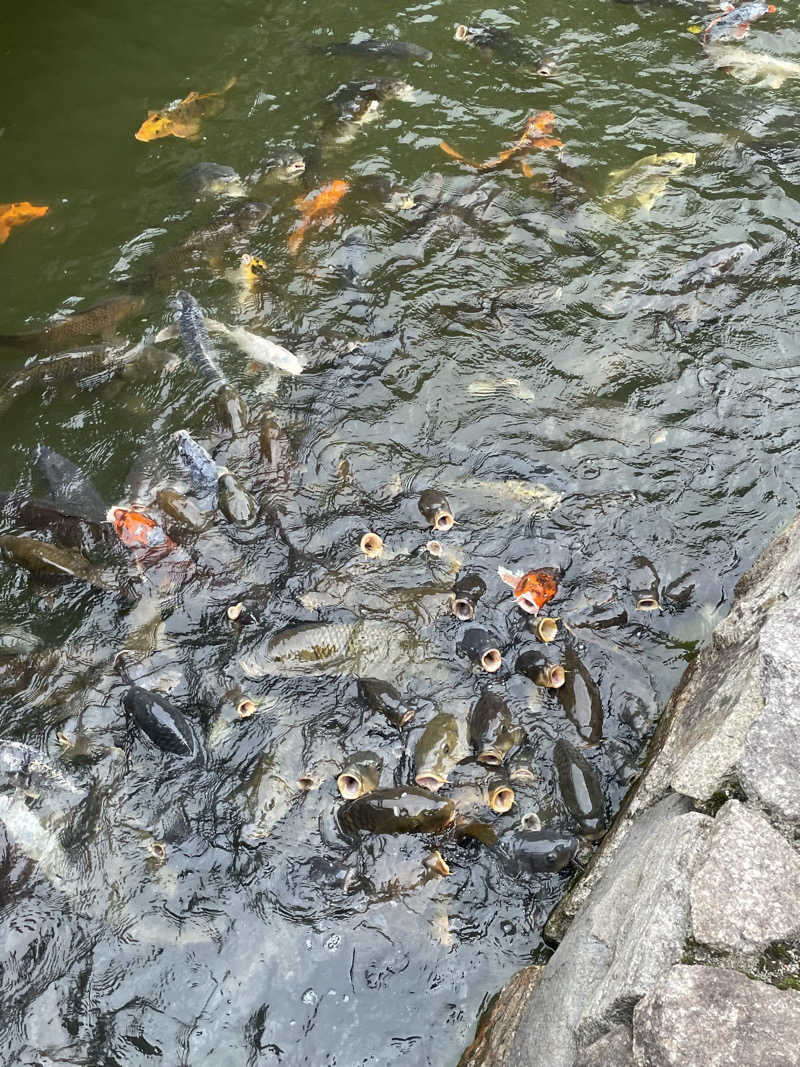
<box><xmin>2</xmin><ymin>0</ymin><xmax>800</xmax><ymax>1063</ymax></box>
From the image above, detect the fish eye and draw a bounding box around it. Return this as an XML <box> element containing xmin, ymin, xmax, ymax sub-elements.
<box><xmin>547</xmin><ymin>851</ymin><xmax>558</xmax><ymax>864</ymax></box>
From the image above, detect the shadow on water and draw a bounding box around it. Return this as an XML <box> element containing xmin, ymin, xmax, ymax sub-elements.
<box><xmin>1</xmin><ymin>0</ymin><xmax>800</xmax><ymax>1063</ymax></box>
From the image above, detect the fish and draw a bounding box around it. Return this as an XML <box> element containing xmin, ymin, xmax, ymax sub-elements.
<box><xmin>337</xmin><ymin>750</ymin><xmax>383</xmax><ymax>799</ymax></box>
<box><xmin>134</xmin><ymin>76</ymin><xmax>236</xmax><ymax>141</ymax></box>
<box><xmin>603</xmin><ymin>151</ymin><xmax>696</xmax><ymax>217</ymax></box>
<box><xmin>703</xmin><ymin>2</ymin><xmax>776</xmax><ymax>44</ymax></box>
<box><xmin>317</xmin><ymin>39</ymin><xmax>432</xmax><ymax>61</ymax></box>
<box><xmin>150</xmin><ymin>200</ymin><xmax>269</xmax><ymax>283</ymax></box>
<box><xmin>0</xmin><ymin>202</ymin><xmax>49</xmax><ymax>244</ymax></box>
<box><xmin>553</xmin><ymin>738</ymin><xmax>606</xmax><ymax>839</ymax></box>
<box><xmin>180</xmin><ymin>162</ymin><xmax>247</xmax><ymax>198</ymax></box>
<box><xmin>107</xmin><ymin>506</ymin><xmax>177</xmax><ymax>552</ymax></box>
<box><xmin>240</xmin><ymin>619</ymin><xmax>426</xmax><ymax>681</ymax></box>
<box><xmin>247</xmin><ymin>148</ymin><xmax>307</xmax><ymax>188</ymax></box>
<box><xmin>175</xmin><ymin>290</ymin><xmax>226</xmax><ymax>384</ymax></box>
<box><xmin>498</xmin><ymin>566</ymin><xmax>558</xmax><ymax>615</ymax></box>
<box><xmin>204</xmin><ymin>320</ymin><xmax>304</xmax><ymax>375</ymax></box>
<box><xmin>217</xmin><ymin>470</ymin><xmax>258</xmax><ymax>527</ymax></box>
<box><xmin>457</xmin><ymin>627</ymin><xmax>503</xmax><ymax>673</ymax></box>
<box><xmin>516</xmin><ymin>649</ymin><xmax>566</xmax><ymax>689</ymax></box>
<box><xmin>0</xmin><ymin>792</ymin><xmax>71</xmax><ymax>884</ymax></box>
<box><xmin>324</xmin><ymin>78</ymin><xmax>415</xmax><ymax>141</ymax></box>
<box><xmin>173</xmin><ymin>429</ymin><xmax>219</xmax><ymax>507</ymax></box>
<box><xmin>34</xmin><ymin>445</ymin><xmax>109</xmax><ymax>524</ymax></box>
<box><xmin>215</xmin><ymin>383</ymin><xmax>249</xmax><ymax>434</ymax></box>
<box><xmin>0</xmin><ymin>740</ymin><xmax>82</xmax><ymax>795</ymax></box>
<box><xmin>288</xmin><ymin>179</ymin><xmax>350</xmax><ymax>255</ymax></box>
<box><xmin>440</xmin><ymin>112</ymin><xmax>563</xmax><ymax>173</ymax></box>
<box><xmin>0</xmin><ymin>533</ymin><xmax>109</xmax><ymax>588</ymax></box>
<box><xmin>451</xmin><ymin>572</ymin><xmax>486</xmax><ymax>622</ymax></box>
<box><xmin>338</xmin><ymin>786</ymin><xmax>454</xmax><ymax>835</ymax></box>
<box><xmin>357</xmin><ymin>677</ymin><xmax>417</xmax><ymax>727</ymax></box>
<box><xmin>706</xmin><ymin>45</ymin><xmax>800</xmax><ymax>86</ymax></box>
<box><xmin>418</xmin><ymin>489</ymin><xmax>455</xmax><ymax>532</ymax></box>
<box><xmin>496</xmin><ymin>829</ymin><xmax>578</xmax><ymax>874</ymax></box>
<box><xmin>155</xmin><ymin>489</ymin><xmax>208</xmax><ymax>531</ymax></box>
<box><xmin>469</xmin><ymin>691</ymin><xmax>518</xmax><ymax>766</ymax></box>
<box><xmin>0</xmin><ymin>489</ymin><xmax>111</xmax><ymax>549</ymax></box>
<box><xmin>123</xmin><ymin>685</ymin><xmax>201</xmax><ymax>759</ymax></box>
<box><xmin>453</xmin><ymin>24</ymin><xmax>529</xmax><ymax>61</ymax></box>
<box><xmin>0</xmin><ymin>294</ymin><xmax>144</xmax><ymax>353</ymax></box>
<box><xmin>556</xmin><ymin>646</ymin><xmax>604</xmax><ymax>745</ymax></box>
<box><xmin>414</xmin><ymin>712</ymin><xmax>466</xmax><ymax>791</ymax></box>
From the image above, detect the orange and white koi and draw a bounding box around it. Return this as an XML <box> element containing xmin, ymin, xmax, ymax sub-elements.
<box><xmin>0</xmin><ymin>202</ymin><xmax>49</xmax><ymax>244</ymax></box>
<box><xmin>440</xmin><ymin>112</ymin><xmax>562</xmax><ymax>173</ymax></box>
<box><xmin>498</xmin><ymin>566</ymin><xmax>558</xmax><ymax>614</ymax></box>
<box><xmin>288</xmin><ymin>179</ymin><xmax>350</xmax><ymax>255</ymax></box>
<box><xmin>108</xmin><ymin>507</ymin><xmax>176</xmax><ymax>552</ymax></box>
<box><xmin>134</xmin><ymin>77</ymin><xmax>236</xmax><ymax>142</ymax></box>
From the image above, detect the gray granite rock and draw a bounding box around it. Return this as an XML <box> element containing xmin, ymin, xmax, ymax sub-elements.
<box><xmin>740</xmin><ymin>601</ymin><xmax>800</xmax><ymax>825</ymax></box>
<box><xmin>499</xmin><ymin>796</ymin><xmax>711</xmax><ymax>1067</ymax></box>
<box><xmin>632</xmin><ymin>964</ymin><xmax>800</xmax><ymax>1067</ymax></box>
<box><xmin>574</xmin><ymin>1025</ymin><xmax>634</xmax><ymax>1067</ymax></box>
<box><xmin>690</xmin><ymin>799</ymin><xmax>800</xmax><ymax>954</ymax></box>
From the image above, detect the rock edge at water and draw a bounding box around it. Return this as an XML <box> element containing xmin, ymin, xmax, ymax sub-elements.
<box><xmin>459</xmin><ymin>513</ymin><xmax>800</xmax><ymax>1067</ymax></box>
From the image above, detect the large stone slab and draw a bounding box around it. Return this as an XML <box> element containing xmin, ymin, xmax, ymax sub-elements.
<box><xmin>740</xmin><ymin>600</ymin><xmax>800</xmax><ymax>826</ymax></box>
<box><xmin>690</xmin><ymin>799</ymin><xmax>800</xmax><ymax>954</ymax></box>
<box><xmin>574</xmin><ymin>1025</ymin><xmax>633</xmax><ymax>1067</ymax></box>
<box><xmin>632</xmin><ymin>964</ymin><xmax>800</xmax><ymax>1067</ymax></box>
<box><xmin>496</xmin><ymin>796</ymin><xmax>711</xmax><ymax>1067</ymax></box>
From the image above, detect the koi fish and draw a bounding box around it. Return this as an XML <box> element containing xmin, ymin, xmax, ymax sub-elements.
<box><xmin>707</xmin><ymin>44</ymin><xmax>800</xmax><ymax>86</ymax></box>
<box><xmin>288</xmin><ymin>179</ymin><xmax>350</xmax><ymax>255</ymax></box>
<box><xmin>440</xmin><ymin>112</ymin><xmax>562</xmax><ymax>173</ymax></box>
<box><xmin>0</xmin><ymin>202</ymin><xmax>49</xmax><ymax>244</ymax></box>
<box><xmin>134</xmin><ymin>76</ymin><xmax>236</xmax><ymax>142</ymax></box>
<box><xmin>703</xmin><ymin>2</ymin><xmax>776</xmax><ymax>44</ymax></box>
<box><xmin>107</xmin><ymin>507</ymin><xmax>176</xmax><ymax>552</ymax></box>
<box><xmin>498</xmin><ymin>566</ymin><xmax>558</xmax><ymax>614</ymax></box>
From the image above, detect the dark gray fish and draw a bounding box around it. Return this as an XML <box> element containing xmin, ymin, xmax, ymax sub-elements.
<box><xmin>151</xmin><ymin>200</ymin><xmax>269</xmax><ymax>282</ymax></box>
<box><xmin>176</xmin><ymin>290</ymin><xmax>226</xmax><ymax>384</ymax></box>
<box><xmin>247</xmin><ymin>148</ymin><xmax>306</xmax><ymax>187</ymax></box>
<box><xmin>0</xmin><ymin>489</ymin><xmax>112</xmax><ymax>548</ymax></box>
<box><xmin>173</xmin><ymin>429</ymin><xmax>218</xmax><ymax>507</ymax></box>
<box><xmin>180</xmin><ymin>162</ymin><xmax>246</xmax><ymax>198</ymax></box>
<box><xmin>338</xmin><ymin>786</ymin><xmax>454</xmax><ymax>835</ymax></box>
<box><xmin>357</xmin><ymin>677</ymin><xmax>416</xmax><ymax>727</ymax></box>
<box><xmin>215</xmin><ymin>384</ymin><xmax>249</xmax><ymax>434</ymax></box>
<box><xmin>123</xmin><ymin>685</ymin><xmax>200</xmax><ymax>760</ymax></box>
<box><xmin>553</xmin><ymin>739</ymin><xmax>606</xmax><ymax>840</ymax></box>
<box><xmin>0</xmin><ymin>533</ymin><xmax>110</xmax><ymax>589</ymax></box>
<box><xmin>34</xmin><ymin>445</ymin><xmax>109</xmax><ymax>524</ymax></box>
<box><xmin>497</xmin><ymin>829</ymin><xmax>578</xmax><ymax>874</ymax></box>
<box><xmin>217</xmin><ymin>470</ymin><xmax>258</xmax><ymax>526</ymax></box>
<box><xmin>555</xmin><ymin>646</ymin><xmax>603</xmax><ymax>744</ymax></box>
<box><xmin>453</xmin><ymin>24</ymin><xmax>528</xmax><ymax>60</ymax></box>
<box><xmin>318</xmin><ymin>39</ymin><xmax>432</xmax><ymax>61</ymax></box>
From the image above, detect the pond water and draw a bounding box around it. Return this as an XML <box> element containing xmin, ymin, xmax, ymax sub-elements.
<box><xmin>2</xmin><ymin>0</ymin><xmax>800</xmax><ymax>1064</ymax></box>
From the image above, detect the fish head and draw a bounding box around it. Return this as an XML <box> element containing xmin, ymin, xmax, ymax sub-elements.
<box><xmin>241</xmin><ymin>253</ymin><xmax>268</xmax><ymax>281</ymax></box>
<box><xmin>135</xmin><ymin>111</ymin><xmax>174</xmax><ymax>142</ymax></box>
<box><xmin>108</xmin><ymin>507</ymin><xmax>174</xmax><ymax>551</ymax></box>
<box><xmin>514</xmin><ymin>569</ymin><xmax>558</xmax><ymax>614</ymax></box>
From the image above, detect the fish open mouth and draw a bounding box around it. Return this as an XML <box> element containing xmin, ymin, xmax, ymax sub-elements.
<box><xmin>478</xmin><ymin>748</ymin><xmax>503</xmax><ymax>767</ymax></box>
<box><xmin>451</xmin><ymin>596</ymin><xmax>475</xmax><ymax>621</ymax></box>
<box><xmin>424</xmin><ymin>850</ymin><xmax>451</xmax><ymax>877</ymax></box>
<box><xmin>337</xmin><ymin>772</ymin><xmax>364</xmax><ymax>799</ymax></box>
<box><xmin>288</xmin><ymin>159</ymin><xmax>306</xmax><ymax>175</ymax></box>
<box><xmin>636</xmin><ymin>595</ymin><xmax>661</xmax><ymax>612</ymax></box>
<box><xmin>536</xmin><ymin>617</ymin><xmax>558</xmax><ymax>642</ymax></box>
<box><xmin>426</xmin><ymin>539</ymin><xmax>443</xmax><ymax>556</ymax></box>
<box><xmin>545</xmin><ymin>665</ymin><xmax>566</xmax><ymax>688</ymax></box>
<box><xmin>237</xmin><ymin>698</ymin><xmax>256</xmax><ymax>718</ymax></box>
<box><xmin>360</xmin><ymin>532</ymin><xmax>383</xmax><ymax>558</ymax></box>
<box><xmin>480</xmin><ymin>647</ymin><xmax>502</xmax><ymax>673</ymax></box>
<box><xmin>415</xmin><ymin>772</ymin><xmax>446</xmax><ymax>792</ymax></box>
<box><xmin>433</xmin><ymin>510</ymin><xmax>455</xmax><ymax>532</ymax></box>
<box><xmin>454</xmin><ymin>24</ymin><xmax>469</xmax><ymax>41</ymax></box>
<box><xmin>516</xmin><ymin>592</ymin><xmax>540</xmax><ymax>614</ymax></box>
<box><xmin>227</xmin><ymin>602</ymin><xmax>244</xmax><ymax>621</ymax></box>
<box><xmin>488</xmin><ymin>784</ymin><xmax>515</xmax><ymax>814</ymax></box>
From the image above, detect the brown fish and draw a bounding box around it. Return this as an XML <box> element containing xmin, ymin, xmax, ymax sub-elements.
<box><xmin>135</xmin><ymin>77</ymin><xmax>236</xmax><ymax>142</ymax></box>
<box><xmin>0</xmin><ymin>295</ymin><xmax>144</xmax><ymax>354</ymax></box>
<box><xmin>0</xmin><ymin>533</ymin><xmax>109</xmax><ymax>589</ymax></box>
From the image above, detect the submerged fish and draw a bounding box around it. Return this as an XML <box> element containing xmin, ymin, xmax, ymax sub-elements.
<box><xmin>338</xmin><ymin>786</ymin><xmax>454</xmax><ymax>835</ymax></box>
<box><xmin>247</xmin><ymin>148</ymin><xmax>307</xmax><ymax>189</ymax></box>
<box><xmin>453</xmin><ymin>24</ymin><xmax>530</xmax><ymax>62</ymax></box>
<box><xmin>321</xmin><ymin>78</ymin><xmax>415</xmax><ymax>149</ymax></box>
<box><xmin>0</xmin><ymin>792</ymin><xmax>71</xmax><ymax>884</ymax></box>
<box><xmin>704</xmin><ymin>2</ymin><xmax>775</xmax><ymax>44</ymax></box>
<box><xmin>0</xmin><ymin>533</ymin><xmax>109</xmax><ymax>588</ymax></box>
<box><xmin>135</xmin><ymin>77</ymin><xmax>236</xmax><ymax>141</ymax></box>
<box><xmin>34</xmin><ymin>445</ymin><xmax>109</xmax><ymax>524</ymax></box>
<box><xmin>498</xmin><ymin>566</ymin><xmax>558</xmax><ymax>615</ymax></box>
<box><xmin>151</xmin><ymin>200</ymin><xmax>269</xmax><ymax>283</ymax></box>
<box><xmin>0</xmin><ymin>202</ymin><xmax>49</xmax><ymax>244</ymax></box>
<box><xmin>173</xmin><ymin>429</ymin><xmax>218</xmax><ymax>507</ymax></box>
<box><xmin>603</xmin><ymin>151</ymin><xmax>696</xmax><ymax>217</ymax></box>
<box><xmin>553</xmin><ymin>738</ymin><xmax>606</xmax><ymax>839</ymax></box>
<box><xmin>707</xmin><ymin>45</ymin><xmax>800</xmax><ymax>86</ymax></box>
<box><xmin>318</xmin><ymin>39</ymin><xmax>432</xmax><ymax>60</ymax></box>
<box><xmin>288</xmin><ymin>180</ymin><xmax>350</xmax><ymax>255</ymax></box>
<box><xmin>0</xmin><ymin>295</ymin><xmax>144</xmax><ymax>353</ymax></box>
<box><xmin>205</xmin><ymin>320</ymin><xmax>304</xmax><ymax>375</ymax></box>
<box><xmin>240</xmin><ymin>619</ymin><xmax>427</xmax><ymax>681</ymax></box>
<box><xmin>181</xmin><ymin>162</ymin><xmax>247</xmax><ymax>199</ymax></box>
<box><xmin>497</xmin><ymin>828</ymin><xmax>578</xmax><ymax>874</ymax></box>
<box><xmin>440</xmin><ymin>112</ymin><xmax>562</xmax><ymax>172</ymax></box>
<box><xmin>176</xmin><ymin>290</ymin><xmax>226</xmax><ymax>384</ymax></box>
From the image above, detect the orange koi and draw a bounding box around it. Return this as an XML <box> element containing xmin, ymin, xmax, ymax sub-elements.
<box><xmin>108</xmin><ymin>507</ymin><xmax>176</xmax><ymax>552</ymax></box>
<box><xmin>0</xmin><ymin>202</ymin><xmax>49</xmax><ymax>244</ymax></box>
<box><xmin>440</xmin><ymin>111</ymin><xmax>562</xmax><ymax>173</ymax></box>
<box><xmin>498</xmin><ymin>566</ymin><xmax>558</xmax><ymax>615</ymax></box>
<box><xmin>288</xmin><ymin>179</ymin><xmax>350</xmax><ymax>255</ymax></box>
<box><xmin>135</xmin><ymin>77</ymin><xmax>236</xmax><ymax>142</ymax></box>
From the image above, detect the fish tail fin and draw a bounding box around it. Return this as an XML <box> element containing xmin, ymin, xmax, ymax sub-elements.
<box><xmin>498</xmin><ymin>566</ymin><xmax>521</xmax><ymax>589</ymax></box>
<box><xmin>439</xmin><ymin>140</ymin><xmax>472</xmax><ymax>166</ymax></box>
